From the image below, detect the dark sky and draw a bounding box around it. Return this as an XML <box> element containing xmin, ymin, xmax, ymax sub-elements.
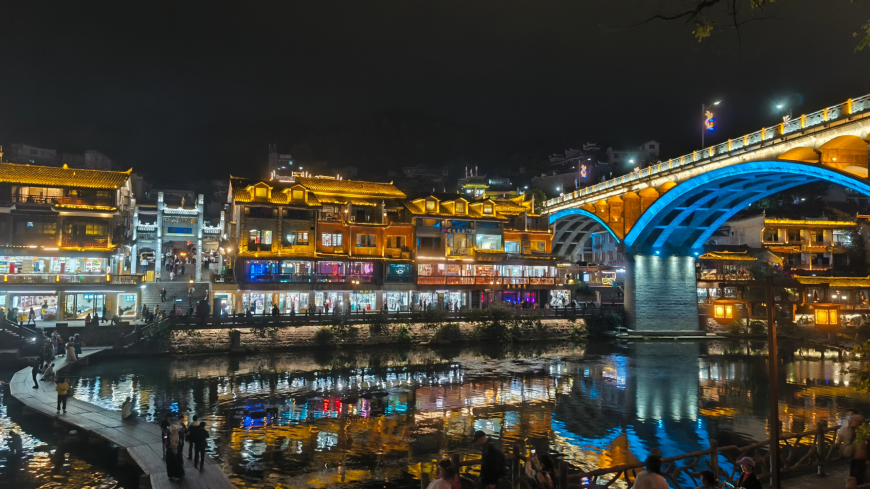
<box><xmin>0</xmin><ymin>1</ymin><xmax>867</xmax><ymax>178</ymax></box>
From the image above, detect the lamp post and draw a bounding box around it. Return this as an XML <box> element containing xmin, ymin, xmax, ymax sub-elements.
<box><xmin>701</xmin><ymin>100</ymin><xmax>722</xmax><ymax>148</ymax></box>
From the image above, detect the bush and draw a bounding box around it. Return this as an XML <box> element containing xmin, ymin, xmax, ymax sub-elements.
<box><xmin>576</xmin><ymin>283</ymin><xmax>594</xmax><ymax>296</ymax></box>
<box><xmin>368</xmin><ymin>314</ymin><xmax>390</xmax><ymax>337</ymax></box>
<box><xmin>433</xmin><ymin>323</ymin><xmax>463</xmax><ymax>342</ymax></box>
<box><xmin>413</xmin><ymin>309</ymin><xmax>448</xmax><ymax>329</ymax></box>
<box><xmin>585</xmin><ymin>314</ymin><xmax>621</xmax><ymax>337</ymax></box>
<box><xmin>725</xmin><ymin>321</ymin><xmax>744</xmax><ymax>335</ymax></box>
<box><xmin>395</xmin><ymin>324</ymin><xmax>413</xmax><ymax>344</ymax></box>
<box><xmin>313</xmin><ymin>327</ymin><xmax>335</xmax><ymax>346</ymax></box>
<box><xmin>749</xmin><ymin>320</ymin><xmax>767</xmax><ymax>335</ymax></box>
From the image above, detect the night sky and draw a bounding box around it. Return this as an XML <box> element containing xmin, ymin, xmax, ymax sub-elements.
<box><xmin>0</xmin><ymin>1</ymin><xmax>866</xmax><ymax>178</ymax></box>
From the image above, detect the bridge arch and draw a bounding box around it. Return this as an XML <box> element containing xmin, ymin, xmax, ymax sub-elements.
<box><xmin>549</xmin><ymin>208</ymin><xmax>620</xmax><ymax>261</ymax></box>
<box><xmin>623</xmin><ymin>160</ymin><xmax>870</xmax><ymax>253</ymax></box>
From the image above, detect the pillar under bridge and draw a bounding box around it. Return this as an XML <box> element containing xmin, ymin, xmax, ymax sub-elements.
<box><xmin>624</xmin><ymin>254</ymin><xmax>701</xmax><ymax>335</ymax></box>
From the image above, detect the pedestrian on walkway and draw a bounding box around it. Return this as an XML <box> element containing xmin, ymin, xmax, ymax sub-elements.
<box><xmin>190</xmin><ymin>422</ymin><xmax>209</xmax><ymax>471</ymax></box>
<box><xmin>55</xmin><ymin>377</ymin><xmax>69</xmax><ymax>414</ymax></box>
<box><xmin>161</xmin><ymin>287</ymin><xmax>167</xmax><ymax>302</ymax></box>
<box><xmin>41</xmin><ymin>362</ymin><xmax>55</xmax><ymax>382</ymax></box>
<box><xmin>187</xmin><ymin>415</ymin><xmax>201</xmax><ymax>459</ymax></box>
<box><xmin>37</xmin><ymin>346</ymin><xmax>46</xmax><ymax>371</ymax></box>
<box><xmin>426</xmin><ymin>466</ymin><xmax>457</xmax><ymax>489</ymax></box>
<box><xmin>735</xmin><ymin>457</ymin><xmax>762</xmax><ymax>489</ymax></box>
<box><xmin>166</xmin><ymin>424</ymin><xmax>185</xmax><ymax>481</ymax></box>
<box><xmin>160</xmin><ymin>414</ymin><xmax>173</xmax><ymax>457</ymax></box>
<box><xmin>181</xmin><ymin>264</ymin><xmax>185</xmax><ymax>276</ymax></box>
<box><xmin>73</xmin><ymin>334</ymin><xmax>82</xmax><ymax>356</ymax></box>
<box><xmin>169</xmin><ymin>270</ymin><xmax>175</xmax><ymax>281</ymax></box>
<box><xmin>472</xmin><ymin>430</ymin><xmax>505</xmax><ymax>489</ymax></box>
<box><xmin>31</xmin><ymin>360</ymin><xmax>40</xmax><ymax>389</ymax></box>
<box><xmin>66</xmin><ymin>338</ymin><xmax>78</xmax><ymax>361</ymax></box>
<box><xmin>121</xmin><ymin>396</ymin><xmax>134</xmax><ymax>419</ymax></box>
<box><xmin>633</xmin><ymin>453</ymin><xmax>668</xmax><ymax>489</ymax></box>
<box><xmin>101</xmin><ymin>305</ymin><xmax>108</xmax><ymax>323</ymax></box>
<box><xmin>27</xmin><ymin>307</ymin><xmax>36</xmax><ymax>325</ymax></box>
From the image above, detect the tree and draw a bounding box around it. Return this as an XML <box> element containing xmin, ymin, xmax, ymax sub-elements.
<box><xmin>635</xmin><ymin>0</ymin><xmax>867</xmax><ymax>52</ymax></box>
<box><xmin>529</xmin><ymin>188</ymin><xmax>548</xmax><ymax>214</ymax></box>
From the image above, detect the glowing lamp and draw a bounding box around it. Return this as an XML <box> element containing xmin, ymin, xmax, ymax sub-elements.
<box><xmin>704</xmin><ymin>111</ymin><xmax>716</xmax><ymax>131</ymax></box>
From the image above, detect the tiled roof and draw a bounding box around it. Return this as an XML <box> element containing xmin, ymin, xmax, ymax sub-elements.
<box><xmin>295</xmin><ymin>177</ymin><xmax>405</xmax><ymax>198</ymax></box>
<box><xmin>0</xmin><ymin>163</ymin><xmax>131</xmax><ymax>189</ymax></box>
<box><xmin>795</xmin><ymin>276</ymin><xmax>870</xmax><ymax>287</ymax></box>
<box><xmin>698</xmin><ymin>251</ymin><xmax>758</xmax><ymax>262</ymax></box>
<box><xmin>403</xmin><ymin>200</ymin><xmax>506</xmax><ymax>220</ymax></box>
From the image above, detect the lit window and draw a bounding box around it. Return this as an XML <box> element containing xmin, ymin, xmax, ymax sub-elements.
<box><xmin>322</xmin><ymin>233</ymin><xmax>343</xmax><ymax>247</ymax></box>
<box><xmin>297</xmin><ymin>232</ymin><xmax>308</xmax><ymax>244</ymax></box>
<box><xmin>505</xmin><ymin>241</ymin><xmax>520</xmax><ymax>253</ymax></box>
<box><xmin>356</xmin><ymin>234</ymin><xmax>376</xmax><ymax>247</ymax></box>
<box><xmin>387</xmin><ymin>236</ymin><xmax>404</xmax><ymax>248</ymax></box>
<box><xmin>713</xmin><ymin>305</ymin><xmax>733</xmax><ymax>319</ymax></box>
<box><xmin>254</xmin><ymin>187</ymin><xmax>268</xmax><ymax>198</ymax></box>
<box><xmin>475</xmin><ymin>234</ymin><xmax>502</xmax><ymax>250</ymax></box>
<box><xmin>483</xmin><ymin>205</ymin><xmax>493</xmax><ymax>214</ymax></box>
<box><xmin>456</xmin><ymin>202</ymin><xmax>465</xmax><ymax>213</ymax></box>
<box><xmin>815</xmin><ymin>308</ymin><xmax>839</xmax><ymax>326</ymax></box>
<box><xmin>292</xmin><ymin>189</ymin><xmax>304</xmax><ymax>201</ymax></box>
<box><xmin>425</xmin><ymin>200</ymin><xmax>436</xmax><ymax>211</ymax></box>
<box><xmin>531</xmin><ymin>241</ymin><xmax>545</xmax><ymax>252</ymax></box>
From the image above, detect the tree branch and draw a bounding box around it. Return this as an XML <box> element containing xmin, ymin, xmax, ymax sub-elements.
<box><xmin>624</xmin><ymin>0</ymin><xmax>725</xmax><ymax>28</ymax></box>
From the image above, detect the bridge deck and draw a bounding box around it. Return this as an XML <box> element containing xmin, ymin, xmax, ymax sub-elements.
<box><xmin>7</xmin><ymin>347</ymin><xmax>233</xmax><ymax>489</ymax></box>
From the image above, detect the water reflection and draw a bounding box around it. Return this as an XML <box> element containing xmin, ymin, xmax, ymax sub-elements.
<box><xmin>3</xmin><ymin>340</ymin><xmax>870</xmax><ymax>488</ymax></box>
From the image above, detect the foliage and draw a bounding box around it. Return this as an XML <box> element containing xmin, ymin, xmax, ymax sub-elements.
<box><xmin>848</xmin><ymin>229</ymin><xmax>868</xmax><ymax>276</ymax></box>
<box><xmin>856</xmin><ymin>21</ymin><xmax>870</xmax><ymax>52</ymax></box>
<box><xmin>249</xmin><ymin>321</ymin><xmax>279</xmax><ymax>338</ymax></box>
<box><xmin>576</xmin><ymin>283</ymin><xmax>594</xmax><ymax>297</ymax></box>
<box><xmin>746</xmin><ymin>262</ymin><xmax>798</xmax><ymax>287</ymax></box>
<box><xmin>368</xmin><ymin>314</ymin><xmax>390</xmax><ymax>337</ymax></box>
<box><xmin>564</xmin><ymin>310</ymin><xmax>577</xmax><ymax>324</ymax></box>
<box><xmin>570</xmin><ymin>322</ymin><xmax>587</xmax><ymax>340</ymax></box>
<box><xmin>433</xmin><ymin>323</ymin><xmax>463</xmax><ymax>342</ymax></box>
<box><xmin>585</xmin><ymin>314</ymin><xmax>622</xmax><ymax>337</ymax></box>
<box><xmin>395</xmin><ymin>324</ymin><xmax>413</xmax><ymax>344</ymax></box>
<box><xmin>143</xmin><ymin>319</ymin><xmax>173</xmax><ymax>346</ymax></box>
<box><xmin>529</xmin><ymin>188</ymin><xmax>547</xmax><ymax>214</ymax></box>
<box><xmin>749</xmin><ymin>320</ymin><xmax>766</xmax><ymax>335</ymax></box>
<box><xmin>845</xmin><ymin>339</ymin><xmax>870</xmax><ymax>394</ymax></box>
<box><xmin>413</xmin><ymin>308</ymin><xmax>448</xmax><ymax>330</ymax></box>
<box><xmin>313</xmin><ymin>326</ymin><xmax>335</xmax><ymax>346</ymax></box>
<box><xmin>725</xmin><ymin>320</ymin><xmax>744</xmax><ymax>335</ymax></box>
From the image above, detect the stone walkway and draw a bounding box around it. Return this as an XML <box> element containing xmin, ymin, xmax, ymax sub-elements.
<box><xmin>781</xmin><ymin>463</ymin><xmax>849</xmax><ymax>488</ymax></box>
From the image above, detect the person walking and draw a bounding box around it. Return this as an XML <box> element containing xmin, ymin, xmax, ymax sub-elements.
<box><xmin>169</xmin><ymin>270</ymin><xmax>175</xmax><ymax>281</ymax></box>
<box><xmin>735</xmin><ymin>457</ymin><xmax>763</xmax><ymax>489</ymax></box>
<box><xmin>633</xmin><ymin>453</ymin><xmax>668</xmax><ymax>489</ymax></box>
<box><xmin>190</xmin><ymin>422</ymin><xmax>209</xmax><ymax>471</ymax></box>
<box><xmin>160</xmin><ymin>414</ymin><xmax>173</xmax><ymax>458</ymax></box>
<box><xmin>839</xmin><ymin>414</ymin><xmax>869</xmax><ymax>486</ymax></box>
<box><xmin>31</xmin><ymin>360</ymin><xmax>40</xmax><ymax>389</ymax></box>
<box><xmin>66</xmin><ymin>338</ymin><xmax>78</xmax><ymax>361</ymax></box>
<box><xmin>101</xmin><ymin>304</ymin><xmax>108</xmax><ymax>323</ymax></box>
<box><xmin>181</xmin><ymin>264</ymin><xmax>185</xmax><ymax>276</ymax></box>
<box><xmin>55</xmin><ymin>377</ymin><xmax>69</xmax><ymax>414</ymax></box>
<box><xmin>187</xmin><ymin>415</ymin><xmax>201</xmax><ymax>459</ymax></box>
<box><xmin>165</xmin><ymin>424</ymin><xmax>185</xmax><ymax>481</ymax></box>
<box><xmin>73</xmin><ymin>334</ymin><xmax>82</xmax><ymax>356</ymax></box>
<box><xmin>27</xmin><ymin>306</ymin><xmax>36</xmax><ymax>325</ymax></box>
<box><xmin>161</xmin><ymin>287</ymin><xmax>167</xmax><ymax>302</ymax></box>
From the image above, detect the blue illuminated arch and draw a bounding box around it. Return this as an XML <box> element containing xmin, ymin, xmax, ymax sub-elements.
<box><xmin>624</xmin><ymin>160</ymin><xmax>870</xmax><ymax>252</ymax></box>
<box><xmin>549</xmin><ymin>208</ymin><xmax>620</xmax><ymax>243</ymax></box>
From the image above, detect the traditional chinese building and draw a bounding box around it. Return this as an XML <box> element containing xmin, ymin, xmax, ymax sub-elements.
<box><xmin>222</xmin><ymin>175</ymin><xmax>568</xmax><ymax>315</ymax></box>
<box><xmin>0</xmin><ymin>162</ymin><xmax>142</xmax><ymax>321</ymax></box>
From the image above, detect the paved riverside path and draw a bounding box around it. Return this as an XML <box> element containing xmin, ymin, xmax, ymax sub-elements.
<box><xmin>7</xmin><ymin>347</ymin><xmax>233</xmax><ymax>489</ymax></box>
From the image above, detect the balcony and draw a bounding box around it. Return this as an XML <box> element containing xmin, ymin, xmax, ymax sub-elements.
<box><xmin>246</xmin><ymin>273</ymin><xmax>376</xmax><ymax>284</ymax></box>
<box><xmin>385</xmin><ymin>274</ymin><xmax>414</xmax><ymax>283</ymax></box>
<box><xmin>447</xmin><ymin>247</ymin><xmax>471</xmax><ymax>257</ymax></box>
<box><xmin>0</xmin><ymin>273</ymin><xmax>141</xmax><ymax>284</ymax></box>
<box><xmin>384</xmin><ymin>248</ymin><xmax>411</xmax><ymax>259</ymax></box>
<box><xmin>61</xmin><ymin>236</ymin><xmax>110</xmax><ymax>249</ymax></box>
<box><xmin>10</xmin><ymin>194</ymin><xmax>114</xmax><ymax>207</ymax></box>
<box><xmin>352</xmin><ymin>246</ymin><xmax>379</xmax><ymax>256</ymax></box>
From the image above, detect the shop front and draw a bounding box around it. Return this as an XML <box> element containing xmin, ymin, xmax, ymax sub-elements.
<box><xmin>549</xmin><ymin>290</ymin><xmax>571</xmax><ymax>307</ymax></box>
<box><xmin>10</xmin><ymin>293</ymin><xmax>58</xmax><ymax>321</ymax></box>
<box><xmin>315</xmin><ymin>291</ymin><xmax>344</xmax><ymax>313</ymax></box>
<box><xmin>278</xmin><ymin>292</ymin><xmax>310</xmax><ymax>313</ymax></box>
<box><xmin>349</xmin><ymin>292</ymin><xmax>377</xmax><ymax>311</ymax></box>
<box><xmin>214</xmin><ymin>292</ymin><xmax>234</xmax><ymax>316</ymax></box>
<box><xmin>384</xmin><ymin>291</ymin><xmax>409</xmax><ymax>312</ymax></box>
<box><xmin>503</xmin><ymin>291</ymin><xmax>538</xmax><ymax>307</ymax></box>
<box><xmin>413</xmin><ymin>290</ymin><xmax>467</xmax><ymax>310</ymax></box>
<box><xmin>0</xmin><ymin>255</ymin><xmax>108</xmax><ymax>280</ymax></box>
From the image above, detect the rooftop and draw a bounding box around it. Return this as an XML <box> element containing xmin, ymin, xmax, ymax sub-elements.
<box><xmin>0</xmin><ymin>163</ymin><xmax>131</xmax><ymax>189</ymax></box>
<box><xmin>794</xmin><ymin>276</ymin><xmax>870</xmax><ymax>287</ymax></box>
<box><xmin>698</xmin><ymin>251</ymin><xmax>758</xmax><ymax>262</ymax></box>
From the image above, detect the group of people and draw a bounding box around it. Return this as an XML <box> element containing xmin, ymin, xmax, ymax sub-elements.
<box><xmin>837</xmin><ymin>408</ymin><xmax>870</xmax><ymax>485</ymax></box>
<box><xmin>159</xmin><ymin>413</ymin><xmax>210</xmax><ymax>482</ymax></box>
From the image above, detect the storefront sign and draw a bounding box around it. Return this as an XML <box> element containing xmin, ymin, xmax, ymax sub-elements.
<box><xmin>441</xmin><ymin>228</ymin><xmax>474</xmax><ymax>234</ymax></box>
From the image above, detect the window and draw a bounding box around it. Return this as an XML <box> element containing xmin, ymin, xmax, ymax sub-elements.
<box><xmin>292</xmin><ymin>189</ymin><xmax>304</xmax><ymax>201</ymax></box>
<box><xmin>456</xmin><ymin>202</ymin><xmax>465</xmax><ymax>213</ymax></box>
<box><xmin>787</xmin><ymin>230</ymin><xmax>801</xmax><ymax>242</ymax></box>
<box><xmin>418</xmin><ymin>264</ymin><xmax>433</xmax><ymax>276</ymax></box>
<box><xmin>254</xmin><ymin>187</ymin><xmax>268</xmax><ymax>198</ymax></box>
<box><xmin>285</xmin><ymin>232</ymin><xmax>308</xmax><ymax>245</ymax></box>
<box><xmin>86</xmin><ymin>224</ymin><xmax>107</xmax><ymax>235</ymax></box>
<box><xmin>16</xmin><ymin>221</ymin><xmax>56</xmax><ymax>234</ymax></box>
<box><xmin>249</xmin><ymin>230</ymin><xmax>272</xmax><ymax>245</ymax></box>
<box><xmin>356</xmin><ymin>234</ymin><xmax>376</xmax><ymax>247</ymax></box>
<box><xmin>475</xmin><ymin>234</ymin><xmax>502</xmax><ymax>250</ymax></box>
<box><xmin>505</xmin><ymin>240</ymin><xmax>520</xmax><ymax>253</ymax></box>
<box><xmin>386</xmin><ymin>236</ymin><xmax>405</xmax><ymax>248</ymax></box>
<box><xmin>322</xmin><ymin>233</ymin><xmax>342</xmax><ymax>247</ymax></box>
<box><xmin>95</xmin><ymin>190</ymin><xmax>111</xmax><ymax>199</ymax></box>
<box><xmin>530</xmin><ymin>241</ymin><xmax>545</xmax><ymax>252</ymax></box>
<box><xmin>284</xmin><ymin>208</ymin><xmax>310</xmax><ymax>220</ymax></box>
<box><xmin>713</xmin><ymin>305</ymin><xmax>734</xmax><ymax>319</ymax></box>
<box><xmin>649</xmin><ymin>144</ymin><xmax>656</xmax><ymax>149</ymax></box>
<box><xmin>483</xmin><ymin>204</ymin><xmax>493</xmax><ymax>215</ymax></box>
<box><xmin>425</xmin><ymin>200</ymin><xmax>436</xmax><ymax>211</ymax></box>
<box><xmin>763</xmin><ymin>230</ymin><xmax>778</xmax><ymax>242</ymax></box>
<box><xmin>418</xmin><ymin>236</ymin><xmax>440</xmax><ymax>250</ymax></box>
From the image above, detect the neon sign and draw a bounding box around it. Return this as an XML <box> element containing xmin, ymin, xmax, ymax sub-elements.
<box><xmin>704</xmin><ymin>111</ymin><xmax>716</xmax><ymax>131</ymax></box>
<box><xmin>580</xmin><ymin>165</ymin><xmax>587</xmax><ymax>179</ymax></box>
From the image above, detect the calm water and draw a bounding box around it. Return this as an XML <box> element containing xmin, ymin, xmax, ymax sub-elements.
<box><xmin>1</xmin><ymin>340</ymin><xmax>868</xmax><ymax>488</ymax></box>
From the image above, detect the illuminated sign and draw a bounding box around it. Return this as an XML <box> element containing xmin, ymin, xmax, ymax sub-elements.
<box><xmin>580</xmin><ymin>165</ymin><xmax>587</xmax><ymax>179</ymax></box>
<box><xmin>704</xmin><ymin>111</ymin><xmax>716</xmax><ymax>131</ymax></box>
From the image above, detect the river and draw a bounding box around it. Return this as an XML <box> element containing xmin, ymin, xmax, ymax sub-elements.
<box><xmin>0</xmin><ymin>339</ymin><xmax>867</xmax><ymax>488</ymax></box>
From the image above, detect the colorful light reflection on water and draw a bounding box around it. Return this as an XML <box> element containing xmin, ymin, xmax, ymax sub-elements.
<box><xmin>1</xmin><ymin>340</ymin><xmax>868</xmax><ymax>488</ymax></box>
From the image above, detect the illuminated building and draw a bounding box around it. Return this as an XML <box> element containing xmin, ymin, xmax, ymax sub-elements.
<box><xmin>223</xmin><ymin>175</ymin><xmax>569</xmax><ymax>313</ymax></box>
<box><xmin>0</xmin><ymin>162</ymin><xmax>141</xmax><ymax>321</ymax></box>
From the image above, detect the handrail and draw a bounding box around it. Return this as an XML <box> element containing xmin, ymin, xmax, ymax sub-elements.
<box><xmin>544</xmin><ymin>92</ymin><xmax>870</xmax><ymax>210</ymax></box>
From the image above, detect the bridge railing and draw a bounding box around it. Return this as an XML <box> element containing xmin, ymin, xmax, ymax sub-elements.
<box><xmin>545</xmin><ymin>92</ymin><xmax>870</xmax><ymax>210</ymax></box>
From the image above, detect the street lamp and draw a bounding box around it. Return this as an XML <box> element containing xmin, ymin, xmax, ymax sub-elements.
<box><xmin>776</xmin><ymin>102</ymin><xmax>793</xmax><ymax>121</ymax></box>
<box><xmin>701</xmin><ymin>100</ymin><xmax>722</xmax><ymax>148</ymax></box>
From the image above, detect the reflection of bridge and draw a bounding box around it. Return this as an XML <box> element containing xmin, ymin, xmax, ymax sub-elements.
<box><xmin>546</xmin><ymin>93</ymin><xmax>870</xmax><ymax>332</ymax></box>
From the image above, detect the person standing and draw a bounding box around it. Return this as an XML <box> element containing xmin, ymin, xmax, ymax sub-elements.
<box><xmin>735</xmin><ymin>457</ymin><xmax>763</xmax><ymax>489</ymax></box>
<box><xmin>169</xmin><ymin>270</ymin><xmax>175</xmax><ymax>281</ymax></box>
<box><xmin>73</xmin><ymin>334</ymin><xmax>82</xmax><ymax>356</ymax></box>
<box><xmin>187</xmin><ymin>415</ymin><xmax>201</xmax><ymax>459</ymax></box>
<box><xmin>66</xmin><ymin>338</ymin><xmax>77</xmax><ymax>361</ymax></box>
<box><xmin>55</xmin><ymin>377</ymin><xmax>69</xmax><ymax>414</ymax></box>
<box><xmin>190</xmin><ymin>422</ymin><xmax>209</xmax><ymax>471</ymax></box>
<box><xmin>101</xmin><ymin>304</ymin><xmax>108</xmax><ymax>323</ymax></box>
<box><xmin>161</xmin><ymin>287</ymin><xmax>167</xmax><ymax>302</ymax></box>
<box><xmin>31</xmin><ymin>360</ymin><xmax>40</xmax><ymax>389</ymax></box>
<box><xmin>121</xmin><ymin>396</ymin><xmax>134</xmax><ymax>419</ymax></box>
<box><xmin>472</xmin><ymin>431</ymin><xmax>505</xmax><ymax>489</ymax></box>
<box><xmin>165</xmin><ymin>424</ymin><xmax>185</xmax><ymax>481</ymax></box>
<box><xmin>27</xmin><ymin>306</ymin><xmax>36</xmax><ymax>325</ymax></box>
<box><xmin>426</xmin><ymin>467</ymin><xmax>458</xmax><ymax>489</ymax></box>
<box><xmin>160</xmin><ymin>414</ymin><xmax>173</xmax><ymax>457</ymax></box>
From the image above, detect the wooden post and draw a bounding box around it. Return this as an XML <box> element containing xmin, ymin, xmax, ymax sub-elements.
<box><xmin>710</xmin><ymin>440</ymin><xmax>719</xmax><ymax>481</ymax></box>
<box><xmin>452</xmin><ymin>454</ymin><xmax>460</xmax><ymax>473</ymax></box>
<box><xmin>560</xmin><ymin>462</ymin><xmax>568</xmax><ymax>489</ymax></box>
<box><xmin>817</xmin><ymin>421</ymin><xmax>827</xmax><ymax>476</ymax></box>
<box><xmin>420</xmin><ymin>469</ymin><xmax>429</xmax><ymax>489</ymax></box>
<box><xmin>766</xmin><ymin>274</ymin><xmax>781</xmax><ymax>489</ymax></box>
<box><xmin>847</xmin><ymin>476</ymin><xmax>858</xmax><ymax>489</ymax></box>
<box><xmin>512</xmin><ymin>444</ymin><xmax>521</xmax><ymax>488</ymax></box>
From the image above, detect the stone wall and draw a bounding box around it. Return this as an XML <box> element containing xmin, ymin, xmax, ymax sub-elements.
<box><xmin>165</xmin><ymin>319</ymin><xmax>578</xmax><ymax>355</ymax></box>
<box><xmin>624</xmin><ymin>254</ymin><xmax>700</xmax><ymax>333</ymax></box>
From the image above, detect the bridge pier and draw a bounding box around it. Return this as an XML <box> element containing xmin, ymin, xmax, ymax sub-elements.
<box><xmin>624</xmin><ymin>254</ymin><xmax>702</xmax><ymax>334</ymax></box>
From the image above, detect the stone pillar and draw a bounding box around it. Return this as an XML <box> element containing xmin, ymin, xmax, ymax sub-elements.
<box><xmin>156</xmin><ymin>192</ymin><xmax>164</xmax><ymax>281</ymax></box>
<box><xmin>624</xmin><ymin>254</ymin><xmax>700</xmax><ymax>334</ymax></box>
<box><xmin>130</xmin><ymin>206</ymin><xmax>139</xmax><ymax>274</ymax></box>
<box><xmin>195</xmin><ymin>194</ymin><xmax>204</xmax><ymax>283</ymax></box>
